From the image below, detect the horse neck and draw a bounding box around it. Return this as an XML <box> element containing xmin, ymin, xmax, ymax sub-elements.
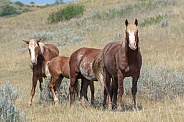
<box><xmin>37</xmin><ymin>46</ymin><xmax>46</xmax><ymax>65</ymax></box>
<box><xmin>37</xmin><ymin>54</ymin><xmax>45</xmax><ymax>64</ymax></box>
<box><xmin>125</xmin><ymin>39</ymin><xmax>139</xmax><ymax>64</ymax></box>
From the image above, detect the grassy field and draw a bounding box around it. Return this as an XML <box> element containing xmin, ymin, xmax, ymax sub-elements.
<box><xmin>0</xmin><ymin>0</ymin><xmax>184</xmax><ymax>121</ymax></box>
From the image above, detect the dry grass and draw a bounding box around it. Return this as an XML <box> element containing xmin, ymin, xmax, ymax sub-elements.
<box><xmin>0</xmin><ymin>0</ymin><xmax>184</xmax><ymax>121</ymax></box>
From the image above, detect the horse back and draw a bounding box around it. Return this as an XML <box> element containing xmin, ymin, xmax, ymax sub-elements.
<box><xmin>70</xmin><ymin>47</ymin><xmax>101</xmax><ymax>80</ymax></box>
<box><xmin>44</xmin><ymin>44</ymin><xmax>59</xmax><ymax>61</ymax></box>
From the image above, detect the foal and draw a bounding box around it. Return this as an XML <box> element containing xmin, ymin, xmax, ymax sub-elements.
<box><xmin>45</xmin><ymin>56</ymin><xmax>94</xmax><ymax>104</ymax></box>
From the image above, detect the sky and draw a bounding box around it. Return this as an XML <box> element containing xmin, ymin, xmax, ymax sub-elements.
<box><xmin>10</xmin><ymin>0</ymin><xmax>73</xmax><ymax>4</ymax></box>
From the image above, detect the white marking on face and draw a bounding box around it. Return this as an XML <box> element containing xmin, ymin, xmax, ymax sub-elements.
<box><xmin>29</xmin><ymin>40</ymin><xmax>38</xmax><ymax>64</ymax></box>
<box><xmin>128</xmin><ymin>31</ymin><xmax>137</xmax><ymax>50</ymax></box>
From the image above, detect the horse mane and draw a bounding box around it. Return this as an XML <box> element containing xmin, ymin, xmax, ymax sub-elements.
<box><xmin>38</xmin><ymin>42</ymin><xmax>45</xmax><ymax>54</ymax></box>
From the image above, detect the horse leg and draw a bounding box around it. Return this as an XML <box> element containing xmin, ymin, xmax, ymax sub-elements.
<box><xmin>81</xmin><ymin>78</ymin><xmax>90</xmax><ymax>104</ymax></box>
<box><xmin>48</xmin><ymin>75</ymin><xmax>62</xmax><ymax>103</ymax></box>
<box><xmin>112</xmin><ymin>77</ymin><xmax>118</xmax><ymax>109</ymax></box>
<box><xmin>103</xmin><ymin>69</ymin><xmax>112</xmax><ymax>109</ymax></box>
<box><xmin>54</xmin><ymin>76</ymin><xmax>63</xmax><ymax>96</ymax></box>
<box><xmin>79</xmin><ymin>79</ymin><xmax>84</xmax><ymax>101</ymax></box>
<box><xmin>117</xmin><ymin>70</ymin><xmax>124</xmax><ymax>111</ymax></box>
<box><xmin>89</xmin><ymin>81</ymin><xmax>94</xmax><ymax>105</ymax></box>
<box><xmin>69</xmin><ymin>75</ymin><xmax>78</xmax><ymax>105</ymax></box>
<box><xmin>132</xmin><ymin>76</ymin><xmax>139</xmax><ymax>109</ymax></box>
<box><xmin>29</xmin><ymin>76</ymin><xmax>38</xmax><ymax>106</ymax></box>
<box><xmin>39</xmin><ymin>77</ymin><xmax>43</xmax><ymax>92</ymax></box>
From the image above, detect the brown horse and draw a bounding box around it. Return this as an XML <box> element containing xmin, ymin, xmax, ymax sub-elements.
<box><xmin>102</xmin><ymin>19</ymin><xmax>142</xmax><ymax>110</ymax></box>
<box><xmin>69</xmin><ymin>47</ymin><xmax>103</xmax><ymax>105</ymax></box>
<box><xmin>23</xmin><ymin>37</ymin><xmax>59</xmax><ymax>106</ymax></box>
<box><xmin>45</xmin><ymin>56</ymin><xmax>94</xmax><ymax>104</ymax></box>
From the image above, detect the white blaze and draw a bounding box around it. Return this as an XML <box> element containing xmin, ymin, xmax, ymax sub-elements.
<box><xmin>29</xmin><ymin>45</ymin><xmax>37</xmax><ymax>64</ymax></box>
<box><xmin>129</xmin><ymin>32</ymin><xmax>136</xmax><ymax>50</ymax></box>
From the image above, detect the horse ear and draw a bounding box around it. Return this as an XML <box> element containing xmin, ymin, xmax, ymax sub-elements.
<box><xmin>23</xmin><ymin>40</ymin><xmax>29</xmax><ymax>44</ymax></box>
<box><xmin>135</xmin><ymin>19</ymin><xmax>138</xmax><ymax>26</ymax></box>
<box><xmin>37</xmin><ymin>37</ymin><xmax>43</xmax><ymax>42</ymax></box>
<box><xmin>125</xmin><ymin>19</ymin><xmax>128</xmax><ymax>27</ymax></box>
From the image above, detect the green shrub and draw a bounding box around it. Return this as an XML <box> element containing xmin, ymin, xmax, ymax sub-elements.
<box><xmin>15</xmin><ymin>1</ymin><xmax>24</xmax><ymax>7</ymax></box>
<box><xmin>30</xmin><ymin>2</ymin><xmax>35</xmax><ymax>4</ymax></box>
<box><xmin>47</xmin><ymin>3</ymin><xmax>85</xmax><ymax>23</ymax></box>
<box><xmin>0</xmin><ymin>81</ymin><xmax>27</xmax><ymax>121</ymax></box>
<box><xmin>139</xmin><ymin>15</ymin><xmax>164</xmax><ymax>27</ymax></box>
<box><xmin>0</xmin><ymin>5</ymin><xmax>19</xmax><ymax>16</ymax></box>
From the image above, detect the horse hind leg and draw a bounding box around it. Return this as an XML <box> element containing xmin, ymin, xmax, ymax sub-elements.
<box><xmin>69</xmin><ymin>76</ymin><xmax>78</xmax><ymax>105</ymax></box>
<box><xmin>111</xmin><ymin>77</ymin><xmax>118</xmax><ymax>110</ymax></box>
<box><xmin>49</xmin><ymin>75</ymin><xmax>63</xmax><ymax>104</ymax></box>
<box><xmin>89</xmin><ymin>81</ymin><xmax>94</xmax><ymax>105</ymax></box>
<box><xmin>81</xmin><ymin>78</ymin><xmax>90</xmax><ymax>106</ymax></box>
<box><xmin>117</xmin><ymin>70</ymin><xmax>124</xmax><ymax>111</ymax></box>
<box><xmin>79</xmin><ymin>79</ymin><xmax>84</xmax><ymax>101</ymax></box>
<box><xmin>39</xmin><ymin>77</ymin><xmax>43</xmax><ymax>92</ymax></box>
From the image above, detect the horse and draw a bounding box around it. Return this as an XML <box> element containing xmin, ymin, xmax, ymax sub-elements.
<box><xmin>102</xmin><ymin>19</ymin><xmax>142</xmax><ymax>110</ymax></box>
<box><xmin>69</xmin><ymin>47</ymin><xmax>103</xmax><ymax>106</ymax></box>
<box><xmin>23</xmin><ymin>37</ymin><xmax>59</xmax><ymax>106</ymax></box>
<box><xmin>44</xmin><ymin>56</ymin><xmax>95</xmax><ymax>104</ymax></box>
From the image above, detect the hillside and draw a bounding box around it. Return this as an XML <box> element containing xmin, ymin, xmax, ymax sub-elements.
<box><xmin>0</xmin><ymin>0</ymin><xmax>184</xmax><ymax>121</ymax></box>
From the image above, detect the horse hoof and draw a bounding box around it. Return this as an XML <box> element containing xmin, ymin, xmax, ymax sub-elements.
<box><xmin>54</xmin><ymin>97</ymin><xmax>58</xmax><ymax>102</ymax></box>
<box><xmin>54</xmin><ymin>97</ymin><xmax>59</xmax><ymax>105</ymax></box>
<box><xmin>117</xmin><ymin>106</ymin><xmax>122</xmax><ymax>111</ymax></box>
<box><xmin>108</xmin><ymin>104</ymin><xmax>112</xmax><ymax>110</ymax></box>
<box><xmin>84</xmin><ymin>100</ymin><xmax>90</xmax><ymax>108</ymax></box>
<box><xmin>28</xmin><ymin>102</ymin><xmax>32</xmax><ymax>106</ymax></box>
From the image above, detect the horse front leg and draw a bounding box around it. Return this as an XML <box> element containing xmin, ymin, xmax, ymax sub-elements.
<box><xmin>39</xmin><ymin>77</ymin><xmax>43</xmax><ymax>92</ymax></box>
<box><xmin>29</xmin><ymin>76</ymin><xmax>38</xmax><ymax>106</ymax></box>
<box><xmin>132</xmin><ymin>76</ymin><xmax>139</xmax><ymax>109</ymax></box>
<box><xmin>117</xmin><ymin>70</ymin><xmax>124</xmax><ymax>111</ymax></box>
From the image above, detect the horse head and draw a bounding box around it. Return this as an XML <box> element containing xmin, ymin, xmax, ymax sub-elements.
<box><xmin>23</xmin><ymin>37</ymin><xmax>43</xmax><ymax>65</ymax></box>
<box><xmin>125</xmin><ymin>19</ymin><xmax>139</xmax><ymax>50</ymax></box>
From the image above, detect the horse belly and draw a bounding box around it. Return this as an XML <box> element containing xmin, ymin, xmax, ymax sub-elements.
<box><xmin>62</xmin><ymin>65</ymin><xmax>69</xmax><ymax>78</ymax></box>
<box><xmin>80</xmin><ymin>61</ymin><xmax>95</xmax><ymax>81</ymax></box>
<box><xmin>104</xmin><ymin>56</ymin><xmax>117</xmax><ymax>76</ymax></box>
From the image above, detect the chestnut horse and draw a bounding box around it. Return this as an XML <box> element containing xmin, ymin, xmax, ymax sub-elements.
<box><xmin>45</xmin><ymin>56</ymin><xmax>94</xmax><ymax>104</ymax></box>
<box><xmin>23</xmin><ymin>37</ymin><xmax>59</xmax><ymax>106</ymax></box>
<box><xmin>102</xmin><ymin>19</ymin><xmax>142</xmax><ymax>110</ymax></box>
<box><xmin>69</xmin><ymin>47</ymin><xmax>103</xmax><ymax>105</ymax></box>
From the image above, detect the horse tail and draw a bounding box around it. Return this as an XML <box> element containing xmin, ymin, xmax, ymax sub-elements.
<box><xmin>93</xmin><ymin>53</ymin><xmax>104</xmax><ymax>87</ymax></box>
<box><xmin>73</xmin><ymin>79</ymin><xmax>80</xmax><ymax>99</ymax></box>
<box><xmin>45</xmin><ymin>61</ymin><xmax>51</xmax><ymax>79</ymax></box>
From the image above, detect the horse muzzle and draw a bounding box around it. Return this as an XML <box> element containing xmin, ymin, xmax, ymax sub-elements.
<box><xmin>129</xmin><ymin>43</ymin><xmax>137</xmax><ymax>50</ymax></box>
<box><xmin>31</xmin><ymin>59</ymin><xmax>37</xmax><ymax>65</ymax></box>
